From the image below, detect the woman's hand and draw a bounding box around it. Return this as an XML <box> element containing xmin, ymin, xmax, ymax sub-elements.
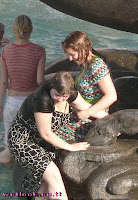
<box><xmin>77</xmin><ymin>109</ymin><xmax>91</xmax><ymax>120</ymax></box>
<box><xmin>69</xmin><ymin>142</ymin><xmax>90</xmax><ymax>151</ymax></box>
<box><xmin>35</xmin><ymin>112</ymin><xmax>90</xmax><ymax>151</ymax></box>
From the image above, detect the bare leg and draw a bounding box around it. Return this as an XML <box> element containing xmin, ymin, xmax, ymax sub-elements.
<box><xmin>35</xmin><ymin>161</ymin><xmax>68</xmax><ymax>200</ymax></box>
<box><xmin>0</xmin><ymin>146</ymin><xmax>12</xmax><ymax>164</ymax></box>
<box><xmin>35</xmin><ymin>179</ymin><xmax>49</xmax><ymax>200</ymax></box>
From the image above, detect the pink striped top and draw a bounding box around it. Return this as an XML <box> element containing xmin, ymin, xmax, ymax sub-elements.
<box><xmin>2</xmin><ymin>42</ymin><xmax>44</xmax><ymax>92</ymax></box>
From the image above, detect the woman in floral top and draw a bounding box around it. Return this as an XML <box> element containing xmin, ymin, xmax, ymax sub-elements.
<box><xmin>62</xmin><ymin>31</ymin><xmax>117</xmax><ymax>120</ymax></box>
<box><xmin>53</xmin><ymin>31</ymin><xmax>117</xmax><ymax>142</ymax></box>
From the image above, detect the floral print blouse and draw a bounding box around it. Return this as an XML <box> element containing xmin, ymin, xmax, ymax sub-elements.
<box><xmin>75</xmin><ymin>56</ymin><xmax>110</xmax><ymax>104</ymax></box>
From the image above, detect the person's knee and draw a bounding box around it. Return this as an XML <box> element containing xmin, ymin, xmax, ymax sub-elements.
<box><xmin>43</xmin><ymin>162</ymin><xmax>62</xmax><ymax>184</ymax></box>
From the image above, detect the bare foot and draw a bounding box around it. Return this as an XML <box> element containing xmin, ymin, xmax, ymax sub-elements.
<box><xmin>0</xmin><ymin>147</ymin><xmax>12</xmax><ymax>164</ymax></box>
<box><xmin>117</xmin><ymin>132</ymin><xmax>122</xmax><ymax>136</ymax></box>
<box><xmin>0</xmin><ymin>144</ymin><xmax>7</xmax><ymax>149</ymax></box>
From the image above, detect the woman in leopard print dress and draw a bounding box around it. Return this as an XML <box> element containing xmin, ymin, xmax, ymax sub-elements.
<box><xmin>8</xmin><ymin>71</ymin><xmax>97</xmax><ymax>200</ymax></box>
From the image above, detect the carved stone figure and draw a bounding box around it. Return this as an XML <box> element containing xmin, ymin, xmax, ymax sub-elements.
<box><xmin>84</xmin><ymin>109</ymin><xmax>138</xmax><ymax>146</ymax></box>
<box><xmin>58</xmin><ymin>77</ymin><xmax>138</xmax><ymax>200</ymax></box>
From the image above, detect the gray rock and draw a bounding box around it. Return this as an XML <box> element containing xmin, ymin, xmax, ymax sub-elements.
<box><xmin>88</xmin><ymin>154</ymin><xmax>138</xmax><ymax>200</ymax></box>
<box><xmin>110</xmin><ymin>76</ymin><xmax>138</xmax><ymax>113</ymax></box>
<box><xmin>40</xmin><ymin>0</ymin><xmax>138</xmax><ymax>33</ymax></box>
<box><xmin>13</xmin><ymin>160</ymin><xmax>32</xmax><ymax>200</ymax></box>
<box><xmin>45</xmin><ymin>49</ymin><xmax>138</xmax><ymax>80</ymax></box>
<box><xmin>59</xmin><ymin>140</ymin><xmax>138</xmax><ymax>183</ymax></box>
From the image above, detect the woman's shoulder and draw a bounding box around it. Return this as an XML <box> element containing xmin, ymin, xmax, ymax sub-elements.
<box><xmin>1</xmin><ymin>43</ymin><xmax>14</xmax><ymax>55</ymax></box>
<box><xmin>34</xmin><ymin>84</ymin><xmax>51</xmax><ymax>100</ymax></box>
<box><xmin>32</xmin><ymin>84</ymin><xmax>54</xmax><ymax>113</ymax></box>
<box><xmin>30</xmin><ymin>42</ymin><xmax>44</xmax><ymax>50</ymax></box>
<box><xmin>89</xmin><ymin>56</ymin><xmax>108</xmax><ymax>70</ymax></box>
<box><xmin>94</xmin><ymin>56</ymin><xmax>105</xmax><ymax>64</ymax></box>
<box><xmin>87</xmin><ymin>56</ymin><xmax>109</xmax><ymax>80</ymax></box>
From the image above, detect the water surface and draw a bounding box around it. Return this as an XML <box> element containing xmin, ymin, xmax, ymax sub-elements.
<box><xmin>0</xmin><ymin>0</ymin><xmax>138</xmax><ymax>198</ymax></box>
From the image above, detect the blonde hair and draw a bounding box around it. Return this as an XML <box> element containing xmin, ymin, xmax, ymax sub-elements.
<box><xmin>0</xmin><ymin>23</ymin><xmax>4</xmax><ymax>34</ymax></box>
<box><xmin>62</xmin><ymin>31</ymin><xmax>92</xmax><ymax>63</ymax></box>
<box><xmin>12</xmin><ymin>15</ymin><xmax>33</xmax><ymax>39</ymax></box>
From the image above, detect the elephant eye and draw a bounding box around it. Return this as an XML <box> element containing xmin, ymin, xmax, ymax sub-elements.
<box><xmin>97</xmin><ymin>129</ymin><xmax>103</xmax><ymax>135</ymax></box>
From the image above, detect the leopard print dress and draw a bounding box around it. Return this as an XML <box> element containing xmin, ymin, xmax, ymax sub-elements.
<box><xmin>8</xmin><ymin>109</ymin><xmax>71</xmax><ymax>193</ymax></box>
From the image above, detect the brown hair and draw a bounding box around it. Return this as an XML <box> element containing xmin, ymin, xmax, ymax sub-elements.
<box><xmin>51</xmin><ymin>71</ymin><xmax>75</xmax><ymax>95</ymax></box>
<box><xmin>0</xmin><ymin>23</ymin><xmax>4</xmax><ymax>34</ymax></box>
<box><xmin>12</xmin><ymin>15</ymin><xmax>33</xmax><ymax>39</ymax></box>
<box><xmin>62</xmin><ymin>31</ymin><xmax>92</xmax><ymax>63</ymax></box>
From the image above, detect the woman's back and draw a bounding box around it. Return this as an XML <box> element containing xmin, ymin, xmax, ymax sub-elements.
<box><xmin>2</xmin><ymin>42</ymin><xmax>44</xmax><ymax>93</ymax></box>
<box><xmin>0</xmin><ymin>15</ymin><xmax>46</xmax><ymax>163</ymax></box>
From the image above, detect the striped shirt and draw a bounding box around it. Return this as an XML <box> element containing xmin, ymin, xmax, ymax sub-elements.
<box><xmin>2</xmin><ymin>42</ymin><xmax>44</xmax><ymax>92</ymax></box>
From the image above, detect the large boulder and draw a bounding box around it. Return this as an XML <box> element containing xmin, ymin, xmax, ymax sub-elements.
<box><xmin>40</xmin><ymin>0</ymin><xmax>138</xmax><ymax>33</ymax></box>
<box><xmin>45</xmin><ymin>49</ymin><xmax>138</xmax><ymax>80</ymax></box>
<box><xmin>110</xmin><ymin>76</ymin><xmax>138</xmax><ymax>113</ymax></box>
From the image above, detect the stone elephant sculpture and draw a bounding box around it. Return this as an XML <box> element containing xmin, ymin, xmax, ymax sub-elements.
<box><xmin>58</xmin><ymin>76</ymin><xmax>138</xmax><ymax>200</ymax></box>
<box><xmin>58</xmin><ymin>109</ymin><xmax>138</xmax><ymax>200</ymax></box>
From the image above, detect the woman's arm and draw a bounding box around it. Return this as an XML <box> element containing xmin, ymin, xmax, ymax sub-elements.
<box><xmin>0</xmin><ymin>56</ymin><xmax>8</xmax><ymax>123</ymax></box>
<box><xmin>71</xmin><ymin>92</ymin><xmax>108</xmax><ymax>119</ymax></box>
<box><xmin>34</xmin><ymin>112</ymin><xmax>90</xmax><ymax>151</ymax></box>
<box><xmin>88</xmin><ymin>74</ymin><xmax>117</xmax><ymax>113</ymax></box>
<box><xmin>36</xmin><ymin>48</ymin><xmax>46</xmax><ymax>86</ymax></box>
<box><xmin>71</xmin><ymin>92</ymin><xmax>91</xmax><ymax>110</ymax></box>
<box><xmin>76</xmin><ymin>74</ymin><xmax>117</xmax><ymax>120</ymax></box>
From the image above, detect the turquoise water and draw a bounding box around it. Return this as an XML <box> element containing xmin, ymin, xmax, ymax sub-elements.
<box><xmin>0</xmin><ymin>0</ymin><xmax>138</xmax><ymax>63</ymax></box>
<box><xmin>0</xmin><ymin>0</ymin><xmax>138</xmax><ymax>198</ymax></box>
